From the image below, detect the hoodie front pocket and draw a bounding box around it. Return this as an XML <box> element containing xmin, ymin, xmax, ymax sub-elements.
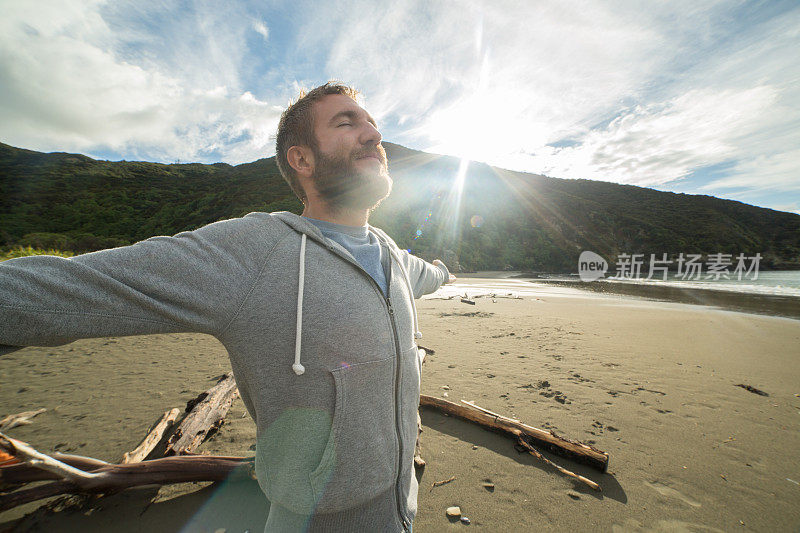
<box><xmin>310</xmin><ymin>355</ymin><xmax>399</xmax><ymax>511</ymax></box>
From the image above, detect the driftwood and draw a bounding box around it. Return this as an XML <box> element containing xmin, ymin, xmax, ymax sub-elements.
<box><xmin>165</xmin><ymin>373</ymin><xmax>238</xmax><ymax>455</ymax></box>
<box><xmin>430</xmin><ymin>475</ymin><xmax>456</xmax><ymax>491</ymax></box>
<box><xmin>122</xmin><ymin>408</ymin><xmax>180</xmax><ymax>463</ymax></box>
<box><xmin>0</xmin><ymin>374</ymin><xmax>245</xmax><ymax>512</ymax></box>
<box><xmin>1</xmin><ymin>371</ymin><xmax>612</xmax><ymax>512</ymax></box>
<box><xmin>516</xmin><ymin>438</ymin><xmax>600</xmax><ymax>491</ymax></box>
<box><xmin>460</xmin><ymin>298</ymin><xmax>476</xmax><ymax>305</ymax></box>
<box><xmin>735</xmin><ymin>383</ymin><xmax>768</xmax><ymax>396</ymax></box>
<box><xmin>0</xmin><ymin>408</ymin><xmax>47</xmax><ymax>432</ymax></box>
<box><xmin>474</xmin><ymin>293</ymin><xmax>522</xmax><ymax>300</ymax></box>
<box><xmin>0</xmin><ymin>432</ymin><xmax>252</xmax><ymax>512</ymax></box>
<box><xmin>1</xmin><ymin>453</ymin><xmax>109</xmax><ymax>485</ymax></box>
<box><xmin>420</xmin><ymin>395</ymin><xmax>609</xmax><ymax>474</ymax></box>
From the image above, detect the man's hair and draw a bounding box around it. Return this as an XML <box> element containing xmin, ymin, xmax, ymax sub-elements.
<box><xmin>276</xmin><ymin>82</ymin><xmax>360</xmax><ymax>202</ymax></box>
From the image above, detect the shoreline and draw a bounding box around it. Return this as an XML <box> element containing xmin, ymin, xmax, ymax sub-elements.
<box><xmin>529</xmin><ymin>278</ymin><xmax>800</xmax><ymax>321</ymax></box>
<box><xmin>463</xmin><ymin>271</ymin><xmax>800</xmax><ymax>321</ymax></box>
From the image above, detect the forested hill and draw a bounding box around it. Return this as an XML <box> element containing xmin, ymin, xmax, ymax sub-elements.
<box><xmin>1</xmin><ymin>141</ymin><xmax>798</xmax><ymax>271</ymax></box>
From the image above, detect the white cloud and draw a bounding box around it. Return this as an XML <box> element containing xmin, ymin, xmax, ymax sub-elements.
<box><xmin>253</xmin><ymin>20</ymin><xmax>269</xmax><ymax>41</ymax></box>
<box><xmin>505</xmin><ymin>85</ymin><xmax>780</xmax><ymax>187</ymax></box>
<box><xmin>0</xmin><ymin>0</ymin><xmax>282</xmax><ymax>163</ymax></box>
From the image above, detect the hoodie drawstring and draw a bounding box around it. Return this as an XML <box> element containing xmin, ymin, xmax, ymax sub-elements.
<box><xmin>291</xmin><ymin>232</ymin><xmax>425</xmax><ymax>376</ymax></box>
<box><xmin>292</xmin><ymin>233</ymin><xmax>307</xmax><ymax>376</ymax></box>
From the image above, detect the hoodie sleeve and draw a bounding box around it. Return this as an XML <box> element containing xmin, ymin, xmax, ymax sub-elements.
<box><xmin>0</xmin><ymin>216</ymin><xmax>272</xmax><ymax>351</ymax></box>
<box><xmin>396</xmin><ymin>249</ymin><xmax>449</xmax><ymax>299</ymax></box>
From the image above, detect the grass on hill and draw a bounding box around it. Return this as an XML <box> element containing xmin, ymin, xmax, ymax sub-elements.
<box><xmin>0</xmin><ymin>246</ymin><xmax>75</xmax><ymax>262</ymax></box>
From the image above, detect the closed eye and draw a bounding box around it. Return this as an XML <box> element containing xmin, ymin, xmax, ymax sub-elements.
<box><xmin>337</xmin><ymin>122</ymin><xmax>351</xmax><ymax>127</ymax></box>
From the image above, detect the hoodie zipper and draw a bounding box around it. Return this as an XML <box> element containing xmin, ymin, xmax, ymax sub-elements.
<box><xmin>386</xmin><ymin>294</ymin><xmax>411</xmax><ymax>532</ymax></box>
<box><xmin>313</xmin><ymin>235</ymin><xmax>410</xmax><ymax>531</ymax></box>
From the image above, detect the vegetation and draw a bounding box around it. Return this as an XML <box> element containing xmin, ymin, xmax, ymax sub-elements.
<box><xmin>1</xmin><ymin>141</ymin><xmax>798</xmax><ymax>272</ymax></box>
<box><xmin>1</xmin><ymin>246</ymin><xmax>74</xmax><ymax>262</ymax></box>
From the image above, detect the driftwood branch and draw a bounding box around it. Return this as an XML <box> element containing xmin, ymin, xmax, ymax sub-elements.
<box><xmin>122</xmin><ymin>408</ymin><xmax>180</xmax><ymax>463</ymax></box>
<box><xmin>1</xmin><ymin>453</ymin><xmax>109</xmax><ymax>486</ymax></box>
<box><xmin>516</xmin><ymin>438</ymin><xmax>600</xmax><ymax>491</ymax></box>
<box><xmin>0</xmin><ymin>408</ymin><xmax>47</xmax><ymax>431</ymax></box>
<box><xmin>165</xmin><ymin>373</ymin><xmax>238</xmax><ymax>455</ymax></box>
<box><xmin>419</xmin><ymin>395</ymin><xmax>609</xmax><ymax>473</ymax></box>
<box><xmin>430</xmin><ymin>475</ymin><xmax>456</xmax><ymax>491</ymax></box>
<box><xmin>0</xmin><ymin>448</ymin><xmax>253</xmax><ymax>512</ymax></box>
<box><xmin>460</xmin><ymin>396</ymin><xmax>601</xmax><ymax>489</ymax></box>
<box><xmin>0</xmin><ymin>432</ymin><xmax>103</xmax><ymax>484</ymax></box>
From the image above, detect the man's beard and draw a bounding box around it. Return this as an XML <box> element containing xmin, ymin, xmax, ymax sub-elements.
<box><xmin>311</xmin><ymin>144</ymin><xmax>393</xmax><ymax>211</ymax></box>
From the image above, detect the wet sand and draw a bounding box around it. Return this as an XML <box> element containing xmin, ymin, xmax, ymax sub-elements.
<box><xmin>2</xmin><ymin>277</ymin><xmax>799</xmax><ymax>532</ymax></box>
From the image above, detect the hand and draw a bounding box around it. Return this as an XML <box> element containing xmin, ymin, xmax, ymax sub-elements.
<box><xmin>433</xmin><ymin>259</ymin><xmax>456</xmax><ymax>284</ymax></box>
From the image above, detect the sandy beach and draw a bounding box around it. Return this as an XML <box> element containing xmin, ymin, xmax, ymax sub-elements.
<box><xmin>2</xmin><ymin>276</ymin><xmax>799</xmax><ymax>532</ymax></box>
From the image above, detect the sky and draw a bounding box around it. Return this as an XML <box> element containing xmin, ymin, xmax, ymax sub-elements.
<box><xmin>1</xmin><ymin>0</ymin><xmax>798</xmax><ymax>214</ymax></box>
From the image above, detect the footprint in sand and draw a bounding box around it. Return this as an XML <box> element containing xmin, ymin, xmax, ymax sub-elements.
<box><xmin>644</xmin><ymin>481</ymin><xmax>701</xmax><ymax>508</ymax></box>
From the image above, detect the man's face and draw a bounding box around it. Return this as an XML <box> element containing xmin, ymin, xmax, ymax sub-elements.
<box><xmin>308</xmin><ymin>94</ymin><xmax>392</xmax><ymax>211</ymax></box>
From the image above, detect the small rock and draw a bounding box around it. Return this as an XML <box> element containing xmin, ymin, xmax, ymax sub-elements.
<box><xmin>443</xmin><ymin>392</ymin><xmax>449</xmax><ymax>398</ymax></box>
<box><xmin>472</xmin><ymin>445</ymin><xmax>478</xmax><ymax>450</ymax></box>
<box><xmin>446</xmin><ymin>506</ymin><xmax>461</xmax><ymax>518</ymax></box>
<box><xmin>482</xmin><ymin>482</ymin><xmax>495</xmax><ymax>492</ymax></box>
<box><xmin>442</xmin><ymin>385</ymin><xmax>450</xmax><ymax>390</ymax></box>
<box><xmin>461</xmin><ymin>516</ymin><xmax>471</xmax><ymax>525</ymax></box>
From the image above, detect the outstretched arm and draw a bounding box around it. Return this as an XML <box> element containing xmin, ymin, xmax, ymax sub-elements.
<box><xmin>397</xmin><ymin>251</ymin><xmax>454</xmax><ymax>298</ymax></box>
<box><xmin>0</xmin><ymin>217</ymin><xmax>270</xmax><ymax>351</ymax></box>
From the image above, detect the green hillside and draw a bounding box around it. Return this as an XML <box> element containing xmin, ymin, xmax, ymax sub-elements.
<box><xmin>1</xmin><ymin>141</ymin><xmax>798</xmax><ymax>271</ymax></box>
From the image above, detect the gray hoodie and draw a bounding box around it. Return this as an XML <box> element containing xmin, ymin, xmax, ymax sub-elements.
<box><xmin>0</xmin><ymin>211</ymin><xmax>449</xmax><ymax>532</ymax></box>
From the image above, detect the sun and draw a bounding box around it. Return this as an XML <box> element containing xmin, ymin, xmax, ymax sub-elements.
<box><xmin>423</xmin><ymin>91</ymin><xmax>551</xmax><ymax>169</ymax></box>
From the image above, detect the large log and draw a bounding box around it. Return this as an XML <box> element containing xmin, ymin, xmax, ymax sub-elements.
<box><xmin>0</xmin><ymin>453</ymin><xmax>252</xmax><ymax>512</ymax></box>
<box><xmin>419</xmin><ymin>395</ymin><xmax>609</xmax><ymax>473</ymax></box>
<box><xmin>165</xmin><ymin>373</ymin><xmax>239</xmax><ymax>455</ymax></box>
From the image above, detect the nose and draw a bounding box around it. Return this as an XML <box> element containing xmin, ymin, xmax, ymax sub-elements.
<box><xmin>360</xmin><ymin>120</ymin><xmax>382</xmax><ymax>146</ymax></box>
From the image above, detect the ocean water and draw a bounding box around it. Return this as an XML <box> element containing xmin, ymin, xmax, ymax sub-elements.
<box><xmin>583</xmin><ymin>270</ymin><xmax>800</xmax><ymax>298</ymax></box>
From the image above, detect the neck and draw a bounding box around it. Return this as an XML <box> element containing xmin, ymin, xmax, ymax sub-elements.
<box><xmin>301</xmin><ymin>201</ymin><xmax>369</xmax><ymax>227</ymax></box>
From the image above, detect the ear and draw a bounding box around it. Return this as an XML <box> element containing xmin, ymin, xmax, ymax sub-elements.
<box><xmin>287</xmin><ymin>145</ymin><xmax>314</xmax><ymax>179</ymax></box>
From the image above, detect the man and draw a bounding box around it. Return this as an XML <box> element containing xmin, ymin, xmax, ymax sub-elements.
<box><xmin>0</xmin><ymin>82</ymin><xmax>453</xmax><ymax>532</ymax></box>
